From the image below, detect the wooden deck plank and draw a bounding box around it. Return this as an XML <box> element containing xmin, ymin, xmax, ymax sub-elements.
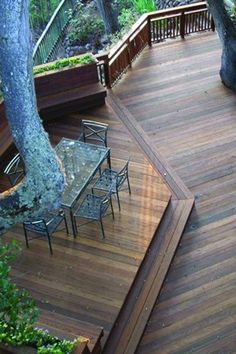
<box><xmin>1</xmin><ymin>101</ymin><xmax>171</xmax><ymax>348</ymax></box>
<box><xmin>113</xmin><ymin>31</ymin><xmax>236</xmax><ymax>354</ymax></box>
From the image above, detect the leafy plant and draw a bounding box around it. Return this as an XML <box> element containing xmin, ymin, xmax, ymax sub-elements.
<box><xmin>30</xmin><ymin>0</ymin><xmax>61</xmax><ymax>30</ymax></box>
<box><xmin>118</xmin><ymin>8</ymin><xmax>137</xmax><ymax>31</ymax></box>
<box><xmin>133</xmin><ymin>0</ymin><xmax>156</xmax><ymax>14</ymax></box>
<box><xmin>68</xmin><ymin>1</ymin><xmax>104</xmax><ymax>46</ymax></box>
<box><xmin>113</xmin><ymin>0</ymin><xmax>134</xmax><ymax>12</ymax></box>
<box><xmin>0</xmin><ymin>240</ymin><xmax>39</xmax><ymax>340</ymax></box>
<box><xmin>33</xmin><ymin>54</ymin><xmax>95</xmax><ymax>75</ymax></box>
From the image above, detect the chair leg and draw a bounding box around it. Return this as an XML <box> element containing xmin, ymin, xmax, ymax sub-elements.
<box><xmin>100</xmin><ymin>218</ymin><xmax>106</xmax><ymax>239</ymax></box>
<box><xmin>23</xmin><ymin>224</ymin><xmax>29</xmax><ymax>249</ymax></box>
<box><xmin>127</xmin><ymin>175</ymin><xmax>131</xmax><ymax>194</ymax></box>
<box><xmin>116</xmin><ymin>189</ymin><xmax>121</xmax><ymax>211</ymax></box>
<box><xmin>46</xmin><ymin>231</ymin><xmax>53</xmax><ymax>255</ymax></box>
<box><xmin>107</xmin><ymin>151</ymin><xmax>111</xmax><ymax>168</ymax></box>
<box><xmin>110</xmin><ymin>198</ymin><xmax>115</xmax><ymax>220</ymax></box>
<box><xmin>64</xmin><ymin>216</ymin><xmax>69</xmax><ymax>235</ymax></box>
<box><xmin>74</xmin><ymin>215</ymin><xmax>78</xmax><ymax>236</ymax></box>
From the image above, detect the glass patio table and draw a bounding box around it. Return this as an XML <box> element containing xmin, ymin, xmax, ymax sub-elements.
<box><xmin>55</xmin><ymin>138</ymin><xmax>110</xmax><ymax>236</ymax></box>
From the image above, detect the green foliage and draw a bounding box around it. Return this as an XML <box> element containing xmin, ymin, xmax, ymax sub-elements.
<box><xmin>0</xmin><ymin>240</ymin><xmax>39</xmax><ymax>340</ymax></box>
<box><xmin>68</xmin><ymin>1</ymin><xmax>105</xmax><ymax>46</ymax></box>
<box><xmin>132</xmin><ymin>0</ymin><xmax>156</xmax><ymax>14</ymax></box>
<box><xmin>113</xmin><ymin>0</ymin><xmax>134</xmax><ymax>12</ymax></box>
<box><xmin>118</xmin><ymin>8</ymin><xmax>137</xmax><ymax>31</ymax></box>
<box><xmin>30</xmin><ymin>0</ymin><xmax>61</xmax><ymax>29</ymax></box>
<box><xmin>229</xmin><ymin>5</ymin><xmax>236</xmax><ymax>20</ymax></box>
<box><xmin>0</xmin><ymin>240</ymin><xmax>83</xmax><ymax>353</ymax></box>
<box><xmin>33</xmin><ymin>54</ymin><xmax>95</xmax><ymax>75</ymax></box>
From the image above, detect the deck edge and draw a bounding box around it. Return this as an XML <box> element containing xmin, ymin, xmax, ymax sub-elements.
<box><xmin>103</xmin><ymin>91</ymin><xmax>194</xmax><ymax>354</ymax></box>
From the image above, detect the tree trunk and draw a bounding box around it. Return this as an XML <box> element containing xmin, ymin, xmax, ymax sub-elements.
<box><xmin>208</xmin><ymin>0</ymin><xmax>236</xmax><ymax>91</ymax></box>
<box><xmin>95</xmin><ymin>0</ymin><xmax>119</xmax><ymax>35</ymax></box>
<box><xmin>0</xmin><ymin>0</ymin><xmax>64</xmax><ymax>234</ymax></box>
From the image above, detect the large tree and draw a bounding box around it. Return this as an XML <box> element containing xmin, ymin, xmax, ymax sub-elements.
<box><xmin>95</xmin><ymin>0</ymin><xmax>119</xmax><ymax>35</ymax></box>
<box><xmin>207</xmin><ymin>0</ymin><xmax>236</xmax><ymax>91</ymax></box>
<box><xmin>0</xmin><ymin>0</ymin><xmax>64</xmax><ymax>234</ymax></box>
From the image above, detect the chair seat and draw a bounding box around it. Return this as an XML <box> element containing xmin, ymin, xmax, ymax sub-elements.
<box><xmin>92</xmin><ymin>159</ymin><xmax>131</xmax><ymax>211</ymax></box>
<box><xmin>74</xmin><ymin>194</ymin><xmax>105</xmax><ymax>220</ymax></box>
<box><xmin>92</xmin><ymin>169</ymin><xmax>119</xmax><ymax>192</ymax></box>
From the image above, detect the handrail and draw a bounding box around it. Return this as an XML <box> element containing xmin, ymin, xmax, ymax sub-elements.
<box><xmin>96</xmin><ymin>1</ymin><xmax>213</xmax><ymax>88</ymax></box>
<box><xmin>33</xmin><ymin>0</ymin><xmax>78</xmax><ymax>66</ymax></box>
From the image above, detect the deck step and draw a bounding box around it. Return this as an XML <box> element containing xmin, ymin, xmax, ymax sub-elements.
<box><xmin>103</xmin><ymin>198</ymin><xmax>193</xmax><ymax>354</ymax></box>
<box><xmin>38</xmin><ymin>310</ymin><xmax>104</xmax><ymax>354</ymax></box>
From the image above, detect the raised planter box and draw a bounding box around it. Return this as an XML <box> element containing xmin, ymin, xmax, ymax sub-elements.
<box><xmin>0</xmin><ymin>58</ymin><xmax>106</xmax><ymax>163</ymax></box>
<box><xmin>35</xmin><ymin>60</ymin><xmax>107</xmax><ymax>119</ymax></box>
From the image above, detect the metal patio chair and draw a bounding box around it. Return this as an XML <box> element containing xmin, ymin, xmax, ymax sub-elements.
<box><xmin>4</xmin><ymin>153</ymin><xmax>25</xmax><ymax>186</ymax></box>
<box><xmin>80</xmin><ymin>119</ymin><xmax>108</xmax><ymax>146</ymax></box>
<box><xmin>79</xmin><ymin>119</ymin><xmax>111</xmax><ymax>168</ymax></box>
<box><xmin>23</xmin><ymin>210</ymin><xmax>69</xmax><ymax>255</ymax></box>
<box><xmin>73</xmin><ymin>189</ymin><xmax>114</xmax><ymax>239</ymax></box>
<box><xmin>92</xmin><ymin>159</ymin><xmax>131</xmax><ymax>211</ymax></box>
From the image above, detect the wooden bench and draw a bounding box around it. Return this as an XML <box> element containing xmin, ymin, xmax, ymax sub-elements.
<box><xmin>38</xmin><ymin>82</ymin><xmax>106</xmax><ymax>119</ymax></box>
<box><xmin>35</xmin><ymin>62</ymin><xmax>106</xmax><ymax>119</ymax></box>
<box><xmin>0</xmin><ymin>62</ymin><xmax>106</xmax><ymax>165</ymax></box>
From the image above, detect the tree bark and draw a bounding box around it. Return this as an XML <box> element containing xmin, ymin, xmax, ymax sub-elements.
<box><xmin>208</xmin><ymin>0</ymin><xmax>236</xmax><ymax>90</ymax></box>
<box><xmin>0</xmin><ymin>0</ymin><xmax>64</xmax><ymax>234</ymax></box>
<box><xmin>95</xmin><ymin>0</ymin><xmax>119</xmax><ymax>35</ymax></box>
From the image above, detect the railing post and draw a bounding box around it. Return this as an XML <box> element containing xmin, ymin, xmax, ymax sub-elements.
<box><xmin>127</xmin><ymin>44</ymin><xmax>132</xmax><ymax>68</ymax></box>
<box><xmin>211</xmin><ymin>16</ymin><xmax>215</xmax><ymax>32</ymax></box>
<box><xmin>103</xmin><ymin>55</ymin><xmax>112</xmax><ymax>89</ymax></box>
<box><xmin>148</xmin><ymin>16</ymin><xmax>152</xmax><ymax>47</ymax></box>
<box><xmin>180</xmin><ymin>11</ymin><xmax>185</xmax><ymax>39</ymax></box>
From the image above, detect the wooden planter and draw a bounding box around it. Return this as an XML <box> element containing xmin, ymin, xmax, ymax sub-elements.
<box><xmin>0</xmin><ymin>59</ymin><xmax>106</xmax><ymax>163</ymax></box>
<box><xmin>34</xmin><ymin>61</ymin><xmax>107</xmax><ymax>119</ymax></box>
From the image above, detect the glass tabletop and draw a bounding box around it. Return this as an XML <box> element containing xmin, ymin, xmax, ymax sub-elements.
<box><xmin>55</xmin><ymin>138</ymin><xmax>110</xmax><ymax>208</ymax></box>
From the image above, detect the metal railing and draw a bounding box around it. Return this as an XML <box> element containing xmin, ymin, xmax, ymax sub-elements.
<box><xmin>33</xmin><ymin>0</ymin><xmax>78</xmax><ymax>66</ymax></box>
<box><xmin>96</xmin><ymin>1</ymin><xmax>214</xmax><ymax>88</ymax></box>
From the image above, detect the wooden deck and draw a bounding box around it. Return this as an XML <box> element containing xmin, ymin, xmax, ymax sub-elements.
<box><xmin>113</xmin><ymin>31</ymin><xmax>236</xmax><ymax>353</ymax></box>
<box><xmin>1</xmin><ymin>101</ymin><xmax>171</xmax><ymax>349</ymax></box>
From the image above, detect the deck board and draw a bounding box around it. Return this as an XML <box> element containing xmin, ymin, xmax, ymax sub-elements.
<box><xmin>1</xmin><ymin>101</ymin><xmax>171</xmax><ymax>347</ymax></box>
<box><xmin>113</xmin><ymin>31</ymin><xmax>236</xmax><ymax>353</ymax></box>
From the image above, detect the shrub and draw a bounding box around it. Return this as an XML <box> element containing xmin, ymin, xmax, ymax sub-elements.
<box><xmin>0</xmin><ymin>240</ymin><xmax>84</xmax><ymax>353</ymax></box>
<box><xmin>33</xmin><ymin>54</ymin><xmax>95</xmax><ymax>75</ymax></box>
<box><xmin>30</xmin><ymin>0</ymin><xmax>60</xmax><ymax>29</ymax></box>
<box><xmin>68</xmin><ymin>1</ymin><xmax>105</xmax><ymax>46</ymax></box>
<box><xmin>133</xmin><ymin>0</ymin><xmax>156</xmax><ymax>14</ymax></box>
<box><xmin>118</xmin><ymin>8</ymin><xmax>137</xmax><ymax>31</ymax></box>
<box><xmin>113</xmin><ymin>0</ymin><xmax>134</xmax><ymax>12</ymax></box>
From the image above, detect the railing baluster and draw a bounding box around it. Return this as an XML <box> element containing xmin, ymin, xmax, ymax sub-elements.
<box><xmin>180</xmin><ymin>11</ymin><xmax>185</xmax><ymax>38</ymax></box>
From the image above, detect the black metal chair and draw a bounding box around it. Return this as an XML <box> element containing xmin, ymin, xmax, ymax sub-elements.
<box><xmin>23</xmin><ymin>210</ymin><xmax>69</xmax><ymax>255</ymax></box>
<box><xmin>79</xmin><ymin>119</ymin><xmax>111</xmax><ymax>168</ymax></box>
<box><xmin>92</xmin><ymin>159</ymin><xmax>131</xmax><ymax>211</ymax></box>
<box><xmin>73</xmin><ymin>189</ymin><xmax>114</xmax><ymax>239</ymax></box>
<box><xmin>80</xmin><ymin>119</ymin><xmax>108</xmax><ymax>146</ymax></box>
<box><xmin>4</xmin><ymin>153</ymin><xmax>25</xmax><ymax>186</ymax></box>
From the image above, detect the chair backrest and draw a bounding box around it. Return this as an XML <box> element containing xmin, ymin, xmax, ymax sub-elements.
<box><xmin>81</xmin><ymin>119</ymin><xmax>108</xmax><ymax>147</ymax></box>
<box><xmin>23</xmin><ymin>210</ymin><xmax>64</xmax><ymax>235</ymax></box>
<box><xmin>100</xmin><ymin>188</ymin><xmax>113</xmax><ymax>217</ymax></box>
<box><xmin>4</xmin><ymin>153</ymin><xmax>25</xmax><ymax>186</ymax></box>
<box><xmin>116</xmin><ymin>159</ymin><xmax>130</xmax><ymax>188</ymax></box>
<box><xmin>23</xmin><ymin>218</ymin><xmax>47</xmax><ymax>234</ymax></box>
